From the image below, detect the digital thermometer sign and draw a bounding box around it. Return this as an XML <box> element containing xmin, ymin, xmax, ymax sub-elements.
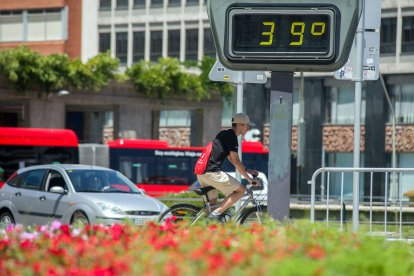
<box><xmin>206</xmin><ymin>0</ymin><xmax>360</xmax><ymax>72</ymax></box>
<box><xmin>226</xmin><ymin>7</ymin><xmax>337</xmax><ymax>64</ymax></box>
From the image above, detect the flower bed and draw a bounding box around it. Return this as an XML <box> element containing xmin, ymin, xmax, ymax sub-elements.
<box><xmin>0</xmin><ymin>219</ymin><xmax>413</xmax><ymax>275</ymax></box>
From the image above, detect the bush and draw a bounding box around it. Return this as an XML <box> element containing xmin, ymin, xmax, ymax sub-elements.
<box><xmin>0</xmin><ymin>220</ymin><xmax>413</xmax><ymax>275</ymax></box>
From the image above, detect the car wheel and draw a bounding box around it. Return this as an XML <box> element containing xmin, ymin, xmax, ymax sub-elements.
<box><xmin>71</xmin><ymin>211</ymin><xmax>89</xmax><ymax>227</ymax></box>
<box><xmin>0</xmin><ymin>211</ymin><xmax>15</xmax><ymax>229</ymax></box>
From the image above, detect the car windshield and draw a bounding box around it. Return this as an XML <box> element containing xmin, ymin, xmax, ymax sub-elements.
<box><xmin>66</xmin><ymin>169</ymin><xmax>142</xmax><ymax>194</ymax></box>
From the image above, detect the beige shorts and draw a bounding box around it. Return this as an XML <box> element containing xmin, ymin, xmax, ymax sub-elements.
<box><xmin>197</xmin><ymin>171</ymin><xmax>242</xmax><ymax>200</ymax></box>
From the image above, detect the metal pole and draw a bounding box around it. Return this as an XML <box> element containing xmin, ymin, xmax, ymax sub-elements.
<box><xmin>297</xmin><ymin>72</ymin><xmax>305</xmax><ymax>167</ymax></box>
<box><xmin>268</xmin><ymin>72</ymin><xmax>293</xmax><ymax>220</ymax></box>
<box><xmin>352</xmin><ymin>0</ymin><xmax>365</xmax><ymax>232</ymax></box>
<box><xmin>236</xmin><ymin>72</ymin><xmax>243</xmax><ymax>173</ymax></box>
<box><xmin>235</xmin><ymin>72</ymin><xmax>243</xmax><ymax>211</ymax></box>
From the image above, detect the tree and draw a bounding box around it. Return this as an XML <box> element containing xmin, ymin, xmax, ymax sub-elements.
<box><xmin>0</xmin><ymin>47</ymin><xmax>233</xmax><ymax>102</ymax></box>
<box><xmin>127</xmin><ymin>56</ymin><xmax>234</xmax><ymax>101</ymax></box>
<box><xmin>0</xmin><ymin>47</ymin><xmax>120</xmax><ymax>94</ymax></box>
<box><xmin>67</xmin><ymin>52</ymin><xmax>120</xmax><ymax>91</ymax></box>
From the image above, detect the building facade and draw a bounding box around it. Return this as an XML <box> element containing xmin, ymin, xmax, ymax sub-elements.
<box><xmin>0</xmin><ymin>0</ymin><xmax>86</xmax><ymax>59</ymax></box>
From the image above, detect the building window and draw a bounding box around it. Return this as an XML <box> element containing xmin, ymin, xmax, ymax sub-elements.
<box><xmin>116</xmin><ymin>32</ymin><xmax>128</xmax><ymax>65</ymax></box>
<box><xmin>169</xmin><ymin>0</ymin><xmax>181</xmax><ymax>6</ymax></box>
<box><xmin>325</xmin><ymin>86</ymin><xmax>366</xmax><ymax>124</ymax></box>
<box><xmin>134</xmin><ymin>0</ymin><xmax>146</xmax><ymax>8</ymax></box>
<box><xmin>185</xmin><ymin>29</ymin><xmax>198</xmax><ymax>61</ymax></box>
<box><xmin>186</xmin><ymin>0</ymin><xmax>198</xmax><ymax>6</ymax></box>
<box><xmin>160</xmin><ymin>110</ymin><xmax>191</xmax><ymax>126</ymax></box>
<box><xmin>0</xmin><ymin>11</ymin><xmax>24</xmax><ymax>42</ymax></box>
<box><xmin>150</xmin><ymin>30</ymin><xmax>163</xmax><ymax>61</ymax></box>
<box><xmin>99</xmin><ymin>33</ymin><xmax>111</xmax><ymax>53</ymax></box>
<box><xmin>380</xmin><ymin>17</ymin><xmax>396</xmax><ymax>54</ymax></box>
<box><xmin>116</xmin><ymin>0</ymin><xmax>129</xmax><ymax>10</ymax></box>
<box><xmin>168</xmin><ymin>30</ymin><xmax>180</xmax><ymax>58</ymax></box>
<box><xmin>325</xmin><ymin>153</ymin><xmax>365</xmax><ymax>198</ymax></box>
<box><xmin>203</xmin><ymin>28</ymin><xmax>216</xmax><ymax>57</ymax></box>
<box><xmin>100</xmin><ymin>0</ymin><xmax>112</xmax><ymax>10</ymax></box>
<box><xmin>0</xmin><ymin>9</ymin><xmax>65</xmax><ymax>42</ymax></box>
<box><xmin>398</xmin><ymin>153</ymin><xmax>414</xmax><ymax>198</ymax></box>
<box><xmin>151</xmin><ymin>0</ymin><xmax>163</xmax><ymax>8</ymax></box>
<box><xmin>27</xmin><ymin>9</ymin><xmax>63</xmax><ymax>41</ymax></box>
<box><xmin>133</xmin><ymin>31</ymin><xmax>145</xmax><ymax>62</ymax></box>
<box><xmin>402</xmin><ymin>16</ymin><xmax>414</xmax><ymax>53</ymax></box>
<box><xmin>390</xmin><ymin>84</ymin><xmax>414</xmax><ymax>123</ymax></box>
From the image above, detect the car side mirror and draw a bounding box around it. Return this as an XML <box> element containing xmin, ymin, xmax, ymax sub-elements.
<box><xmin>49</xmin><ymin>186</ymin><xmax>66</xmax><ymax>194</ymax></box>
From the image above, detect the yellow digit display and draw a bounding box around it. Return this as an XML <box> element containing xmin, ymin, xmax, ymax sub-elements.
<box><xmin>260</xmin><ymin>22</ymin><xmax>275</xmax><ymax>46</ymax></box>
<box><xmin>311</xmin><ymin>22</ymin><xmax>326</xmax><ymax>35</ymax></box>
<box><xmin>231</xmin><ymin>11</ymin><xmax>332</xmax><ymax>58</ymax></box>
<box><xmin>290</xmin><ymin>22</ymin><xmax>305</xmax><ymax>46</ymax></box>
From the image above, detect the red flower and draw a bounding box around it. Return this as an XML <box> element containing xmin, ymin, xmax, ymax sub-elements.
<box><xmin>60</xmin><ymin>224</ymin><xmax>71</xmax><ymax>236</ymax></box>
<box><xmin>221</xmin><ymin>239</ymin><xmax>231</xmax><ymax>249</ymax></box>
<box><xmin>203</xmin><ymin>240</ymin><xmax>214</xmax><ymax>252</ymax></box>
<box><xmin>165</xmin><ymin>261</ymin><xmax>179</xmax><ymax>276</ymax></box>
<box><xmin>208</xmin><ymin>253</ymin><xmax>226</xmax><ymax>271</ymax></box>
<box><xmin>231</xmin><ymin>252</ymin><xmax>244</xmax><ymax>264</ymax></box>
<box><xmin>19</xmin><ymin>240</ymin><xmax>33</xmax><ymax>249</ymax></box>
<box><xmin>306</xmin><ymin>244</ymin><xmax>326</xmax><ymax>260</ymax></box>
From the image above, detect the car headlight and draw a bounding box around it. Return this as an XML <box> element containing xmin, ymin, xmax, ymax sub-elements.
<box><xmin>96</xmin><ymin>202</ymin><xmax>125</xmax><ymax>215</ymax></box>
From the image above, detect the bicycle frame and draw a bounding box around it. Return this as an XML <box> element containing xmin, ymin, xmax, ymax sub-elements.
<box><xmin>190</xmin><ymin>186</ymin><xmax>263</xmax><ymax>225</ymax></box>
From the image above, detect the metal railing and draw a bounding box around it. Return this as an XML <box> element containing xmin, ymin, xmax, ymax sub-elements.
<box><xmin>309</xmin><ymin>167</ymin><xmax>414</xmax><ymax>239</ymax></box>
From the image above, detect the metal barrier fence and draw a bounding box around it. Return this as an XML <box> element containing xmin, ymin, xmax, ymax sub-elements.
<box><xmin>309</xmin><ymin>167</ymin><xmax>414</xmax><ymax>240</ymax></box>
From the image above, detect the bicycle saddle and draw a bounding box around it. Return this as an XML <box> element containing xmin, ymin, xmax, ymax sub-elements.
<box><xmin>193</xmin><ymin>186</ymin><xmax>216</xmax><ymax>196</ymax></box>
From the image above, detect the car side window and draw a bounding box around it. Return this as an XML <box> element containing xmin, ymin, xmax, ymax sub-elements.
<box><xmin>46</xmin><ymin>170</ymin><xmax>67</xmax><ymax>192</ymax></box>
<box><xmin>7</xmin><ymin>172</ymin><xmax>25</xmax><ymax>188</ymax></box>
<box><xmin>21</xmin><ymin>170</ymin><xmax>47</xmax><ymax>190</ymax></box>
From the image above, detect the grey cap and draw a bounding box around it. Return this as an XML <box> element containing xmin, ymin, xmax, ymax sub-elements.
<box><xmin>232</xmin><ymin>113</ymin><xmax>256</xmax><ymax>126</ymax></box>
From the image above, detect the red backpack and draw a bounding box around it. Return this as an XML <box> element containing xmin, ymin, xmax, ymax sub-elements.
<box><xmin>194</xmin><ymin>141</ymin><xmax>213</xmax><ymax>175</ymax></box>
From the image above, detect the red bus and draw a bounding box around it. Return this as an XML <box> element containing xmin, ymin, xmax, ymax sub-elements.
<box><xmin>0</xmin><ymin>127</ymin><xmax>268</xmax><ymax>197</ymax></box>
<box><xmin>108</xmin><ymin>139</ymin><xmax>268</xmax><ymax>197</ymax></box>
<box><xmin>0</xmin><ymin>127</ymin><xmax>79</xmax><ymax>186</ymax></box>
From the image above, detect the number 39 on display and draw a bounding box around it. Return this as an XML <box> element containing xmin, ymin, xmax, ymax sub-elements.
<box><xmin>259</xmin><ymin>21</ymin><xmax>326</xmax><ymax>46</ymax></box>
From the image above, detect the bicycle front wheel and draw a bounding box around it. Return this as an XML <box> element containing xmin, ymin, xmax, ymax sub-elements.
<box><xmin>238</xmin><ymin>205</ymin><xmax>267</xmax><ymax>225</ymax></box>
<box><xmin>158</xmin><ymin>203</ymin><xmax>201</xmax><ymax>224</ymax></box>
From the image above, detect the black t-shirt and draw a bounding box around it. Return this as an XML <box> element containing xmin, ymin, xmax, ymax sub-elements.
<box><xmin>204</xmin><ymin>129</ymin><xmax>238</xmax><ymax>172</ymax></box>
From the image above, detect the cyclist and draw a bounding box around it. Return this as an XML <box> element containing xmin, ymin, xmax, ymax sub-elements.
<box><xmin>197</xmin><ymin>113</ymin><xmax>259</xmax><ymax>223</ymax></box>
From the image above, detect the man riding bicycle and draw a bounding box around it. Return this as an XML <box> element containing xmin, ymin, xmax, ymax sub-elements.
<box><xmin>197</xmin><ymin>113</ymin><xmax>259</xmax><ymax>223</ymax></box>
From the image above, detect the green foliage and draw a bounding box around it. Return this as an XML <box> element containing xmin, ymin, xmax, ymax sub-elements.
<box><xmin>0</xmin><ymin>46</ymin><xmax>42</xmax><ymax>92</ymax></box>
<box><xmin>199</xmin><ymin>56</ymin><xmax>234</xmax><ymax>101</ymax></box>
<box><xmin>0</xmin><ymin>47</ymin><xmax>119</xmax><ymax>94</ymax></box>
<box><xmin>38</xmin><ymin>54</ymin><xmax>70</xmax><ymax>93</ymax></box>
<box><xmin>68</xmin><ymin>52</ymin><xmax>119</xmax><ymax>91</ymax></box>
<box><xmin>0</xmin><ymin>47</ymin><xmax>232</xmax><ymax>101</ymax></box>
<box><xmin>126</xmin><ymin>57</ymin><xmax>207</xmax><ymax>100</ymax></box>
<box><xmin>127</xmin><ymin>56</ymin><xmax>234</xmax><ymax>101</ymax></box>
<box><xmin>131</xmin><ymin>57</ymin><xmax>183</xmax><ymax>98</ymax></box>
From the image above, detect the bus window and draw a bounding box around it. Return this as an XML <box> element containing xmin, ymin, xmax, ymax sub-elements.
<box><xmin>0</xmin><ymin>127</ymin><xmax>78</xmax><ymax>180</ymax></box>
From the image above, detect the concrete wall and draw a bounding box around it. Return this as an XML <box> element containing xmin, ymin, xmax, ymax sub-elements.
<box><xmin>28</xmin><ymin>100</ymin><xmax>66</xmax><ymax>128</ymax></box>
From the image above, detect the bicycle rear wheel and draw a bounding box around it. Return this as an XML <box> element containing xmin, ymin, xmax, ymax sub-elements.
<box><xmin>158</xmin><ymin>203</ymin><xmax>201</xmax><ymax>224</ymax></box>
<box><xmin>238</xmin><ymin>205</ymin><xmax>267</xmax><ymax>225</ymax></box>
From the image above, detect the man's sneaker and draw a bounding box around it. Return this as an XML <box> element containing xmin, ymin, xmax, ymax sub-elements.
<box><xmin>223</xmin><ymin>211</ymin><xmax>232</xmax><ymax>222</ymax></box>
<box><xmin>208</xmin><ymin>212</ymin><xmax>225</xmax><ymax>223</ymax></box>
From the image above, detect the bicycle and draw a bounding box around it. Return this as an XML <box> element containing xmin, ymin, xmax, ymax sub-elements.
<box><xmin>158</xmin><ymin>177</ymin><xmax>267</xmax><ymax>225</ymax></box>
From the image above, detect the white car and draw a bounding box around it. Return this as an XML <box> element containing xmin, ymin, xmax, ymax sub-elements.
<box><xmin>0</xmin><ymin>164</ymin><xmax>168</xmax><ymax>228</ymax></box>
